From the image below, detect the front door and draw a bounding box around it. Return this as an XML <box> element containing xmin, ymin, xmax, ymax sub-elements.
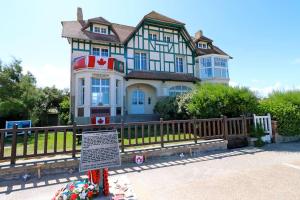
<box><xmin>131</xmin><ymin>89</ymin><xmax>145</xmax><ymax>114</ymax></box>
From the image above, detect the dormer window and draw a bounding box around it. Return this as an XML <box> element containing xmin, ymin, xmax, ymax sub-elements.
<box><xmin>93</xmin><ymin>25</ymin><xmax>108</xmax><ymax>34</ymax></box>
<box><xmin>94</xmin><ymin>27</ymin><xmax>101</xmax><ymax>33</ymax></box>
<box><xmin>101</xmin><ymin>28</ymin><xmax>107</xmax><ymax>34</ymax></box>
<box><xmin>198</xmin><ymin>42</ymin><xmax>208</xmax><ymax>49</ymax></box>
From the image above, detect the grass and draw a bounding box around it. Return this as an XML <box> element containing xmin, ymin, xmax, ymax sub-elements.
<box><xmin>3</xmin><ymin>127</ymin><xmax>195</xmax><ymax>158</ymax></box>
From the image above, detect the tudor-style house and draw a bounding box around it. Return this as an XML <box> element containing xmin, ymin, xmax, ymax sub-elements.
<box><xmin>61</xmin><ymin>8</ymin><xmax>231</xmax><ymax>124</ymax></box>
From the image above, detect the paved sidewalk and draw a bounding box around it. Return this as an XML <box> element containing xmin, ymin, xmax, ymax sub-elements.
<box><xmin>1</xmin><ymin>142</ymin><xmax>300</xmax><ymax>200</ymax></box>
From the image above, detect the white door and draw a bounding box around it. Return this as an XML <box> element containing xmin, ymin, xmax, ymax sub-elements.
<box><xmin>131</xmin><ymin>89</ymin><xmax>145</xmax><ymax>114</ymax></box>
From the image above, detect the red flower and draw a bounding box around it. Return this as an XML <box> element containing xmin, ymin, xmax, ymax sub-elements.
<box><xmin>87</xmin><ymin>191</ymin><xmax>93</xmax><ymax>198</ymax></box>
<box><xmin>69</xmin><ymin>184</ymin><xmax>75</xmax><ymax>191</ymax></box>
<box><xmin>70</xmin><ymin>193</ymin><xmax>78</xmax><ymax>200</ymax></box>
<box><xmin>84</xmin><ymin>184</ymin><xmax>89</xmax><ymax>189</ymax></box>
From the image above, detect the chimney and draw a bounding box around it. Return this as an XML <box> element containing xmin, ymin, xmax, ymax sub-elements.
<box><xmin>195</xmin><ymin>30</ymin><xmax>203</xmax><ymax>39</ymax></box>
<box><xmin>77</xmin><ymin>7</ymin><xmax>83</xmax><ymax>21</ymax></box>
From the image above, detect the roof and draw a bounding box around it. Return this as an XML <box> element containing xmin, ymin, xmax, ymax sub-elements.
<box><xmin>196</xmin><ymin>45</ymin><xmax>232</xmax><ymax>58</ymax></box>
<box><xmin>61</xmin><ymin>20</ymin><xmax>120</xmax><ymax>43</ymax></box>
<box><xmin>194</xmin><ymin>35</ymin><xmax>213</xmax><ymax>43</ymax></box>
<box><xmin>143</xmin><ymin>11</ymin><xmax>185</xmax><ymax>25</ymax></box>
<box><xmin>111</xmin><ymin>23</ymin><xmax>135</xmax><ymax>43</ymax></box>
<box><xmin>125</xmin><ymin>71</ymin><xmax>200</xmax><ymax>83</ymax></box>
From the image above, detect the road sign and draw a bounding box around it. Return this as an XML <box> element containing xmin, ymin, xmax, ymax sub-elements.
<box><xmin>79</xmin><ymin>130</ymin><xmax>121</xmax><ymax>172</ymax></box>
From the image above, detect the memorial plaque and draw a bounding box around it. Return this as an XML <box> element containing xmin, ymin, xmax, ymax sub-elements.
<box><xmin>79</xmin><ymin>130</ymin><xmax>121</xmax><ymax>172</ymax></box>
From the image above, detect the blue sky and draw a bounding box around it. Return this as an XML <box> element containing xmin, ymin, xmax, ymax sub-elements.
<box><xmin>1</xmin><ymin>0</ymin><xmax>300</xmax><ymax>96</ymax></box>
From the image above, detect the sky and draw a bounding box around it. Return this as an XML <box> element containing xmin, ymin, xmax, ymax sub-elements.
<box><xmin>0</xmin><ymin>0</ymin><xmax>300</xmax><ymax>96</ymax></box>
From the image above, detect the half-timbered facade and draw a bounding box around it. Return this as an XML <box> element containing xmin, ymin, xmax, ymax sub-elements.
<box><xmin>62</xmin><ymin>8</ymin><xmax>231</xmax><ymax>124</ymax></box>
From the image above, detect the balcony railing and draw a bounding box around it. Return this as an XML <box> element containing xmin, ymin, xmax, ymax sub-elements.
<box><xmin>73</xmin><ymin>56</ymin><xmax>124</xmax><ymax>73</ymax></box>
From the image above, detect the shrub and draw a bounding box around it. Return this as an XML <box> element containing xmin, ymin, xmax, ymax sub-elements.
<box><xmin>183</xmin><ymin>83</ymin><xmax>258</xmax><ymax>118</ymax></box>
<box><xmin>258</xmin><ymin>90</ymin><xmax>300</xmax><ymax>136</ymax></box>
<box><xmin>154</xmin><ymin>96</ymin><xmax>181</xmax><ymax>120</ymax></box>
<box><xmin>154</xmin><ymin>83</ymin><xmax>258</xmax><ymax>120</ymax></box>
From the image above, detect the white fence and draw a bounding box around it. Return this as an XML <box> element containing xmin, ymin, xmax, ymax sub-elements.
<box><xmin>253</xmin><ymin>113</ymin><xmax>272</xmax><ymax>143</ymax></box>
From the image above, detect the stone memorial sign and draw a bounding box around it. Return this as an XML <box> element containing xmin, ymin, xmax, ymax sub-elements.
<box><xmin>79</xmin><ymin>130</ymin><xmax>121</xmax><ymax>172</ymax></box>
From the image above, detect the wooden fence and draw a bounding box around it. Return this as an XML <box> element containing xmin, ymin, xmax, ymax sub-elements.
<box><xmin>0</xmin><ymin>116</ymin><xmax>253</xmax><ymax>165</ymax></box>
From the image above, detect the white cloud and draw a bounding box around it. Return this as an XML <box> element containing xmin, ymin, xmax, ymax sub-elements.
<box><xmin>23</xmin><ymin>64</ymin><xmax>69</xmax><ymax>89</ymax></box>
<box><xmin>292</xmin><ymin>58</ymin><xmax>300</xmax><ymax>65</ymax></box>
<box><xmin>250</xmin><ymin>82</ymin><xmax>300</xmax><ymax>97</ymax></box>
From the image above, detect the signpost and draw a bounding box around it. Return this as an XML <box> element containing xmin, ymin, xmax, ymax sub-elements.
<box><xmin>79</xmin><ymin>130</ymin><xmax>121</xmax><ymax>172</ymax></box>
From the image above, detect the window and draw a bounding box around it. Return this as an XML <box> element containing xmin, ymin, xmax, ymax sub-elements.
<box><xmin>101</xmin><ymin>28</ymin><xmax>107</xmax><ymax>34</ymax></box>
<box><xmin>92</xmin><ymin>48</ymin><xmax>100</xmax><ymax>56</ymax></box>
<box><xmin>116</xmin><ymin>80</ymin><xmax>121</xmax><ymax>106</ymax></box>
<box><xmin>79</xmin><ymin>78</ymin><xmax>85</xmax><ymax>105</ymax></box>
<box><xmin>149</xmin><ymin>33</ymin><xmax>157</xmax><ymax>41</ymax></box>
<box><xmin>94</xmin><ymin>27</ymin><xmax>100</xmax><ymax>33</ymax></box>
<box><xmin>163</xmin><ymin>35</ymin><xmax>171</xmax><ymax>42</ymax></box>
<box><xmin>214</xmin><ymin>58</ymin><xmax>228</xmax><ymax>67</ymax></box>
<box><xmin>198</xmin><ymin>43</ymin><xmax>207</xmax><ymax>49</ymax></box>
<box><xmin>175</xmin><ymin>57</ymin><xmax>184</xmax><ymax>72</ymax></box>
<box><xmin>134</xmin><ymin>52</ymin><xmax>147</xmax><ymax>70</ymax></box>
<box><xmin>91</xmin><ymin>78</ymin><xmax>110</xmax><ymax>106</ymax></box>
<box><xmin>169</xmin><ymin>86</ymin><xmax>191</xmax><ymax>97</ymax></box>
<box><xmin>203</xmin><ymin>44</ymin><xmax>207</xmax><ymax>49</ymax></box>
<box><xmin>200</xmin><ymin>57</ymin><xmax>229</xmax><ymax>79</ymax></box>
<box><xmin>92</xmin><ymin>48</ymin><xmax>109</xmax><ymax>57</ymax></box>
<box><xmin>101</xmin><ymin>49</ymin><xmax>109</xmax><ymax>57</ymax></box>
<box><xmin>198</xmin><ymin>43</ymin><xmax>202</xmax><ymax>48</ymax></box>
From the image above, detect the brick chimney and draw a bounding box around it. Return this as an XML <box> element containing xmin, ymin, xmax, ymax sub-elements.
<box><xmin>77</xmin><ymin>7</ymin><xmax>83</xmax><ymax>21</ymax></box>
<box><xmin>195</xmin><ymin>30</ymin><xmax>203</xmax><ymax>39</ymax></box>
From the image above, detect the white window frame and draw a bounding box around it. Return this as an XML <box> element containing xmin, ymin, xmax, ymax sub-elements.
<box><xmin>101</xmin><ymin>27</ymin><xmax>107</xmax><ymax>34</ymax></box>
<box><xmin>169</xmin><ymin>86</ymin><xmax>191</xmax><ymax>97</ymax></box>
<box><xmin>149</xmin><ymin>33</ymin><xmax>158</xmax><ymax>41</ymax></box>
<box><xmin>91</xmin><ymin>78</ymin><xmax>110</xmax><ymax>106</ymax></box>
<box><xmin>78</xmin><ymin>78</ymin><xmax>85</xmax><ymax>106</ymax></box>
<box><xmin>134</xmin><ymin>52</ymin><xmax>148</xmax><ymax>70</ymax></box>
<box><xmin>94</xmin><ymin>27</ymin><xmax>101</xmax><ymax>33</ymax></box>
<box><xmin>175</xmin><ymin>56</ymin><xmax>184</xmax><ymax>73</ymax></box>
<box><xmin>92</xmin><ymin>47</ymin><xmax>109</xmax><ymax>57</ymax></box>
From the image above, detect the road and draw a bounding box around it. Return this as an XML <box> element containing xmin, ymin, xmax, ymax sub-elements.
<box><xmin>1</xmin><ymin>142</ymin><xmax>300</xmax><ymax>200</ymax></box>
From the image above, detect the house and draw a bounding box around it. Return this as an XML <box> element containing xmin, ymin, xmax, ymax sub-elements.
<box><xmin>61</xmin><ymin>8</ymin><xmax>231</xmax><ymax>124</ymax></box>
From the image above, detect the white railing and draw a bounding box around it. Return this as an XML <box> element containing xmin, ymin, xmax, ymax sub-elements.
<box><xmin>253</xmin><ymin>113</ymin><xmax>272</xmax><ymax>143</ymax></box>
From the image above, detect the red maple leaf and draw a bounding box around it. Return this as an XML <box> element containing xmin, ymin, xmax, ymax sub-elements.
<box><xmin>97</xmin><ymin>58</ymin><xmax>106</xmax><ymax>65</ymax></box>
<box><xmin>97</xmin><ymin>118</ymin><xmax>104</xmax><ymax>124</ymax></box>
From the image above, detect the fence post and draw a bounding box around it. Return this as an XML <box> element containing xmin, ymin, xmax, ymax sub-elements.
<box><xmin>193</xmin><ymin>117</ymin><xmax>197</xmax><ymax>144</ymax></box>
<box><xmin>223</xmin><ymin>116</ymin><xmax>228</xmax><ymax>140</ymax></box>
<box><xmin>160</xmin><ymin>118</ymin><xmax>164</xmax><ymax>148</ymax></box>
<box><xmin>271</xmin><ymin>120</ymin><xmax>277</xmax><ymax>143</ymax></box>
<box><xmin>72</xmin><ymin>122</ymin><xmax>77</xmax><ymax>158</ymax></box>
<box><xmin>10</xmin><ymin>124</ymin><xmax>18</xmax><ymax>165</ymax></box>
<box><xmin>121</xmin><ymin>119</ymin><xmax>125</xmax><ymax>153</ymax></box>
<box><xmin>242</xmin><ymin>115</ymin><xmax>247</xmax><ymax>136</ymax></box>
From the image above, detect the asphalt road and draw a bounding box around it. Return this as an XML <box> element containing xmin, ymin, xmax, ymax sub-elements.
<box><xmin>1</xmin><ymin>142</ymin><xmax>300</xmax><ymax>200</ymax></box>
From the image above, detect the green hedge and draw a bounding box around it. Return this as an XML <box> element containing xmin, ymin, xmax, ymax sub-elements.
<box><xmin>259</xmin><ymin>91</ymin><xmax>300</xmax><ymax>136</ymax></box>
<box><xmin>154</xmin><ymin>83</ymin><xmax>258</xmax><ymax>119</ymax></box>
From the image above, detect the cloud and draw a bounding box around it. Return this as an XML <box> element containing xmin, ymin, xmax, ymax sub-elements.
<box><xmin>23</xmin><ymin>64</ymin><xmax>69</xmax><ymax>89</ymax></box>
<box><xmin>250</xmin><ymin>82</ymin><xmax>300</xmax><ymax>97</ymax></box>
<box><xmin>292</xmin><ymin>58</ymin><xmax>300</xmax><ymax>65</ymax></box>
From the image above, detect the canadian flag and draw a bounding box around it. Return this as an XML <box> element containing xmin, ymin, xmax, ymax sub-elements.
<box><xmin>73</xmin><ymin>56</ymin><xmax>114</xmax><ymax>70</ymax></box>
<box><xmin>91</xmin><ymin>116</ymin><xmax>110</xmax><ymax>124</ymax></box>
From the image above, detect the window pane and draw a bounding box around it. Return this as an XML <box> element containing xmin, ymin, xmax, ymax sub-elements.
<box><xmin>92</xmin><ymin>48</ymin><xmax>100</xmax><ymax>56</ymax></box>
<box><xmin>134</xmin><ymin>53</ymin><xmax>140</xmax><ymax>70</ymax></box>
<box><xmin>101</xmin><ymin>49</ymin><xmax>109</xmax><ymax>57</ymax></box>
<box><xmin>141</xmin><ymin>53</ymin><xmax>147</xmax><ymax>70</ymax></box>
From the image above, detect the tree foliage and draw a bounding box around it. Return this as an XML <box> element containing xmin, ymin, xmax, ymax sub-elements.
<box><xmin>258</xmin><ymin>90</ymin><xmax>300</xmax><ymax>136</ymax></box>
<box><xmin>0</xmin><ymin>59</ymin><xmax>70</xmax><ymax>127</ymax></box>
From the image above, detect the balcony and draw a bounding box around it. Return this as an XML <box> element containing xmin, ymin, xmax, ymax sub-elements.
<box><xmin>73</xmin><ymin>56</ymin><xmax>124</xmax><ymax>73</ymax></box>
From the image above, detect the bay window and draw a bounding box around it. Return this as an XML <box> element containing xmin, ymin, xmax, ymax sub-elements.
<box><xmin>200</xmin><ymin>57</ymin><xmax>229</xmax><ymax>79</ymax></box>
<box><xmin>91</xmin><ymin>78</ymin><xmax>110</xmax><ymax>106</ymax></box>
<box><xmin>134</xmin><ymin>52</ymin><xmax>147</xmax><ymax>70</ymax></box>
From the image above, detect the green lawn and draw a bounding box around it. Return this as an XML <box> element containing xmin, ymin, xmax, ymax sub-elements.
<box><xmin>3</xmin><ymin>128</ymin><xmax>195</xmax><ymax>157</ymax></box>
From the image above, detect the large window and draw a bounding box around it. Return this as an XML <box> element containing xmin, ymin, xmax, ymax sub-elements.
<box><xmin>79</xmin><ymin>78</ymin><xmax>85</xmax><ymax>105</ymax></box>
<box><xmin>91</xmin><ymin>78</ymin><xmax>110</xmax><ymax>106</ymax></box>
<box><xmin>175</xmin><ymin>57</ymin><xmax>184</xmax><ymax>72</ymax></box>
<box><xmin>200</xmin><ymin>57</ymin><xmax>229</xmax><ymax>79</ymax></box>
<box><xmin>169</xmin><ymin>86</ymin><xmax>191</xmax><ymax>97</ymax></box>
<box><xmin>92</xmin><ymin>48</ymin><xmax>109</xmax><ymax>57</ymax></box>
<box><xmin>134</xmin><ymin>52</ymin><xmax>147</xmax><ymax>70</ymax></box>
